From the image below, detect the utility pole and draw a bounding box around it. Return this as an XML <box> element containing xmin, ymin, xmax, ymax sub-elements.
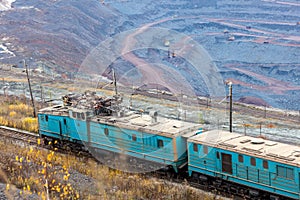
<box><xmin>40</xmin><ymin>85</ymin><xmax>44</xmax><ymax>104</ymax></box>
<box><xmin>23</xmin><ymin>59</ymin><xmax>36</xmax><ymax>118</ymax></box>
<box><xmin>227</xmin><ymin>81</ymin><xmax>233</xmax><ymax>132</ymax></box>
<box><xmin>112</xmin><ymin>69</ymin><xmax>117</xmax><ymax>96</ymax></box>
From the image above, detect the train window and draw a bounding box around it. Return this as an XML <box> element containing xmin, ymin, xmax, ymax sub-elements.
<box><xmin>81</xmin><ymin>113</ymin><xmax>85</xmax><ymax>120</ymax></box>
<box><xmin>216</xmin><ymin>152</ymin><xmax>220</xmax><ymax>159</ymax></box>
<box><xmin>263</xmin><ymin>160</ymin><xmax>268</xmax><ymax>169</ymax></box>
<box><xmin>63</xmin><ymin>119</ymin><xmax>67</xmax><ymax>125</ymax></box>
<box><xmin>286</xmin><ymin>168</ymin><xmax>294</xmax><ymax>179</ymax></box>
<box><xmin>250</xmin><ymin>157</ymin><xmax>256</xmax><ymax>166</ymax></box>
<box><xmin>72</xmin><ymin>112</ymin><xmax>76</xmax><ymax>118</ymax></box>
<box><xmin>132</xmin><ymin>134</ymin><xmax>137</xmax><ymax>141</ymax></box>
<box><xmin>157</xmin><ymin>139</ymin><xmax>164</xmax><ymax>148</ymax></box>
<box><xmin>277</xmin><ymin>166</ymin><xmax>285</xmax><ymax>177</ymax></box>
<box><xmin>104</xmin><ymin>128</ymin><xmax>109</xmax><ymax>136</ymax></box>
<box><xmin>277</xmin><ymin>166</ymin><xmax>294</xmax><ymax>179</ymax></box>
<box><xmin>238</xmin><ymin>155</ymin><xmax>243</xmax><ymax>163</ymax></box>
<box><xmin>193</xmin><ymin>144</ymin><xmax>198</xmax><ymax>152</ymax></box>
<box><xmin>203</xmin><ymin>145</ymin><xmax>208</xmax><ymax>154</ymax></box>
<box><xmin>77</xmin><ymin>112</ymin><xmax>81</xmax><ymax>119</ymax></box>
<box><xmin>45</xmin><ymin>115</ymin><xmax>48</xmax><ymax>122</ymax></box>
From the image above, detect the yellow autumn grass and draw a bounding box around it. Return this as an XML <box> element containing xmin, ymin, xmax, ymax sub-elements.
<box><xmin>0</xmin><ymin>99</ymin><xmax>38</xmax><ymax>133</ymax></box>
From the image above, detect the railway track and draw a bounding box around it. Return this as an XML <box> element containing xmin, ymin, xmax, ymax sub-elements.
<box><xmin>0</xmin><ymin>126</ymin><xmax>39</xmax><ymax>145</ymax></box>
<box><xmin>0</xmin><ymin>125</ymin><xmax>91</xmax><ymax>159</ymax></box>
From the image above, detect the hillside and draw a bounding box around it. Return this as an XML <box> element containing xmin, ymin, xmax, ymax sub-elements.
<box><xmin>0</xmin><ymin>0</ymin><xmax>299</xmax><ymax>110</ymax></box>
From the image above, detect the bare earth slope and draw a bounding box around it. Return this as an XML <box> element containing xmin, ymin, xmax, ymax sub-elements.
<box><xmin>0</xmin><ymin>0</ymin><xmax>299</xmax><ymax>110</ymax></box>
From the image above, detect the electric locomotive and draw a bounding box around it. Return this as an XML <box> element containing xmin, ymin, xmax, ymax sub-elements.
<box><xmin>38</xmin><ymin>92</ymin><xmax>202</xmax><ymax>173</ymax></box>
<box><xmin>188</xmin><ymin>130</ymin><xmax>300</xmax><ymax>200</ymax></box>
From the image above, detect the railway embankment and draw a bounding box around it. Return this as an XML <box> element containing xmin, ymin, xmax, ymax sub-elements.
<box><xmin>0</xmin><ymin>128</ymin><xmax>226</xmax><ymax>200</ymax></box>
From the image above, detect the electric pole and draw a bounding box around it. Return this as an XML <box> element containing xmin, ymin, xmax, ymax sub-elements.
<box><xmin>227</xmin><ymin>81</ymin><xmax>233</xmax><ymax>132</ymax></box>
<box><xmin>112</xmin><ymin>69</ymin><xmax>117</xmax><ymax>96</ymax></box>
<box><xmin>23</xmin><ymin>59</ymin><xmax>36</xmax><ymax>118</ymax></box>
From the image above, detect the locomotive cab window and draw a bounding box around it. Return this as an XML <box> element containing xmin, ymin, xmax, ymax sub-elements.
<box><xmin>104</xmin><ymin>128</ymin><xmax>109</xmax><ymax>136</ymax></box>
<box><xmin>157</xmin><ymin>139</ymin><xmax>164</xmax><ymax>148</ymax></box>
<box><xmin>203</xmin><ymin>145</ymin><xmax>208</xmax><ymax>154</ymax></box>
<box><xmin>193</xmin><ymin>143</ymin><xmax>198</xmax><ymax>152</ymax></box>
<box><xmin>132</xmin><ymin>134</ymin><xmax>137</xmax><ymax>141</ymax></box>
<box><xmin>45</xmin><ymin>115</ymin><xmax>48</xmax><ymax>122</ymax></box>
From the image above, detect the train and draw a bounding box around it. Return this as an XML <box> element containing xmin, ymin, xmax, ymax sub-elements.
<box><xmin>38</xmin><ymin>92</ymin><xmax>300</xmax><ymax>200</ymax></box>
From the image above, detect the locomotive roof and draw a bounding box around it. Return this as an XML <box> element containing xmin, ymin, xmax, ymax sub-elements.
<box><xmin>39</xmin><ymin>105</ymin><xmax>202</xmax><ymax>138</ymax></box>
<box><xmin>189</xmin><ymin>130</ymin><xmax>300</xmax><ymax>167</ymax></box>
<box><xmin>91</xmin><ymin>112</ymin><xmax>202</xmax><ymax>137</ymax></box>
<box><xmin>38</xmin><ymin>105</ymin><xmax>70</xmax><ymax>116</ymax></box>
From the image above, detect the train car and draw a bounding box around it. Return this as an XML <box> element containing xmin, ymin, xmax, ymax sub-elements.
<box><xmin>187</xmin><ymin>130</ymin><xmax>300</xmax><ymax>200</ymax></box>
<box><xmin>38</xmin><ymin>106</ymin><xmax>91</xmax><ymax>149</ymax></box>
<box><xmin>38</xmin><ymin>93</ymin><xmax>202</xmax><ymax>173</ymax></box>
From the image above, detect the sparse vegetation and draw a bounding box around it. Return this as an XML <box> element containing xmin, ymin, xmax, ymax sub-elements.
<box><xmin>0</xmin><ymin>96</ymin><xmax>38</xmax><ymax>133</ymax></box>
<box><xmin>0</xmin><ymin>139</ymin><xmax>220</xmax><ymax>200</ymax></box>
<box><xmin>1</xmin><ymin>140</ymin><xmax>81</xmax><ymax>199</ymax></box>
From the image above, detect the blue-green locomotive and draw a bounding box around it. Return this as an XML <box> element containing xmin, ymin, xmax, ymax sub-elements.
<box><xmin>188</xmin><ymin>130</ymin><xmax>300</xmax><ymax>200</ymax></box>
<box><xmin>38</xmin><ymin>92</ymin><xmax>201</xmax><ymax>173</ymax></box>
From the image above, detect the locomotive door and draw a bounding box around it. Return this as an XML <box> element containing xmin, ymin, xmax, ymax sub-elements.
<box><xmin>48</xmin><ymin>118</ymin><xmax>61</xmax><ymax>137</ymax></box>
<box><xmin>221</xmin><ymin>153</ymin><xmax>232</xmax><ymax>174</ymax></box>
<box><xmin>61</xmin><ymin>118</ymin><xmax>68</xmax><ymax>137</ymax></box>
